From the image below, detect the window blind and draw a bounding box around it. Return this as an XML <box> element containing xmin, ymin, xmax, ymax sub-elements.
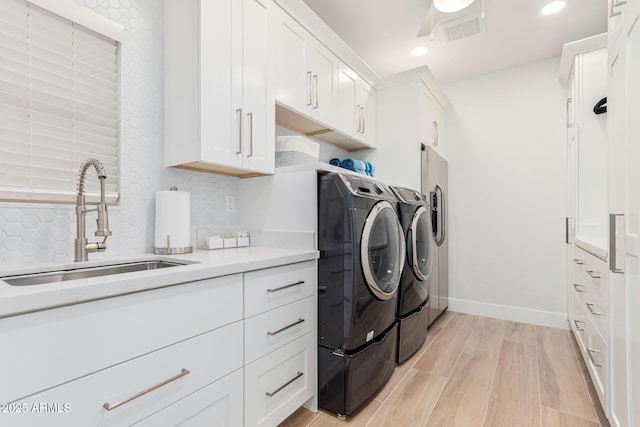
<box><xmin>0</xmin><ymin>0</ymin><xmax>121</xmax><ymax>204</ymax></box>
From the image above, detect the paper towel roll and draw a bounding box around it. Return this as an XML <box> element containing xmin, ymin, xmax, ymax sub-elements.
<box><xmin>155</xmin><ymin>189</ymin><xmax>191</xmax><ymax>251</ymax></box>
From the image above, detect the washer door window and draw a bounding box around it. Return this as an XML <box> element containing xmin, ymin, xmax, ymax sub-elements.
<box><xmin>361</xmin><ymin>201</ymin><xmax>406</xmax><ymax>300</ymax></box>
<box><xmin>411</xmin><ymin>206</ymin><xmax>433</xmax><ymax>281</ymax></box>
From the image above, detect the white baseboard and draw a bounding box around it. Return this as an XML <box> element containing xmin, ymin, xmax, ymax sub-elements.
<box><xmin>448</xmin><ymin>297</ymin><xmax>569</xmax><ymax>330</ymax></box>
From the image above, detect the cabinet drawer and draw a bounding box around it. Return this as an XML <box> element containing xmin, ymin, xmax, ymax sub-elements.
<box><xmin>245</xmin><ymin>296</ymin><xmax>315</xmax><ymax>363</ymax></box>
<box><xmin>132</xmin><ymin>369</ymin><xmax>244</xmax><ymax>427</ymax></box>
<box><xmin>576</xmin><ymin>282</ymin><xmax>609</xmax><ymax>340</ymax></box>
<box><xmin>570</xmin><ymin>292</ymin><xmax>589</xmax><ymax>351</ymax></box>
<box><xmin>587</xmin><ymin>327</ymin><xmax>607</xmax><ymax>408</ymax></box>
<box><xmin>0</xmin><ymin>274</ymin><xmax>243</xmax><ymax>403</ymax></box>
<box><xmin>244</xmin><ymin>261</ymin><xmax>315</xmax><ymax>317</ymax></box>
<box><xmin>245</xmin><ymin>332</ymin><xmax>315</xmax><ymax>427</ymax></box>
<box><xmin>4</xmin><ymin>322</ymin><xmax>243</xmax><ymax>427</ymax></box>
<box><xmin>573</xmin><ymin>247</ymin><xmax>610</xmax><ymax>302</ymax></box>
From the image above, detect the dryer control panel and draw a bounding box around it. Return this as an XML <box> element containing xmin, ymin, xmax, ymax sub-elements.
<box><xmin>338</xmin><ymin>174</ymin><xmax>396</xmax><ymax>202</ymax></box>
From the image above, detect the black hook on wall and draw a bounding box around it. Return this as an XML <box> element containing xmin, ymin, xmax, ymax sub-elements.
<box><xmin>593</xmin><ymin>97</ymin><xmax>607</xmax><ymax>115</ymax></box>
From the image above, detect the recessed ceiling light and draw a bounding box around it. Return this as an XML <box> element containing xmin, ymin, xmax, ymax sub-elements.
<box><xmin>411</xmin><ymin>46</ymin><xmax>429</xmax><ymax>56</ymax></box>
<box><xmin>541</xmin><ymin>1</ymin><xmax>566</xmax><ymax>15</ymax></box>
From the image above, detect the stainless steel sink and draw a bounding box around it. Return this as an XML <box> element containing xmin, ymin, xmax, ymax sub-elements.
<box><xmin>1</xmin><ymin>260</ymin><xmax>194</xmax><ymax>286</ymax></box>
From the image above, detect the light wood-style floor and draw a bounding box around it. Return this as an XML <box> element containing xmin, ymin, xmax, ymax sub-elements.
<box><xmin>280</xmin><ymin>311</ymin><xmax>605</xmax><ymax>427</ymax></box>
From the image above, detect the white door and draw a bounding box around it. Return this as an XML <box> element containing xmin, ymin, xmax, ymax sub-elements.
<box><xmin>272</xmin><ymin>10</ymin><xmax>308</xmax><ymax>113</ymax></box>
<box><xmin>358</xmin><ymin>79</ymin><xmax>376</xmax><ymax>147</ymax></box>
<box><xmin>307</xmin><ymin>39</ymin><xmax>338</xmax><ymax>125</ymax></box>
<box><xmin>337</xmin><ymin>61</ymin><xmax>359</xmax><ymax>138</ymax></box>
<box><xmin>241</xmin><ymin>0</ymin><xmax>273</xmax><ymax>174</ymax></box>
<box><xmin>200</xmin><ymin>0</ymin><xmax>242</xmax><ymax>168</ymax></box>
<box><xmin>609</xmin><ymin>33</ymin><xmax>629</xmax><ymax>427</ymax></box>
<box><xmin>623</xmin><ymin>4</ymin><xmax>640</xmax><ymax>425</ymax></box>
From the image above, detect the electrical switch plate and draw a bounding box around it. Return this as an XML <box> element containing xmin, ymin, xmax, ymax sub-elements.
<box><xmin>226</xmin><ymin>195</ymin><xmax>235</xmax><ymax>213</ymax></box>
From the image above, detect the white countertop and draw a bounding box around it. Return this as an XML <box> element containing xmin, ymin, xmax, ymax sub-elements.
<box><xmin>0</xmin><ymin>247</ymin><xmax>318</xmax><ymax>319</ymax></box>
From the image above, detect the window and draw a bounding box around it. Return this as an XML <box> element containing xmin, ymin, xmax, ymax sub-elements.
<box><xmin>0</xmin><ymin>0</ymin><xmax>122</xmax><ymax>204</ymax></box>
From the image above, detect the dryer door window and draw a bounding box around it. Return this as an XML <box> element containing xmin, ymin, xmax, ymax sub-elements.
<box><xmin>361</xmin><ymin>201</ymin><xmax>406</xmax><ymax>300</ymax></box>
<box><xmin>411</xmin><ymin>206</ymin><xmax>433</xmax><ymax>281</ymax></box>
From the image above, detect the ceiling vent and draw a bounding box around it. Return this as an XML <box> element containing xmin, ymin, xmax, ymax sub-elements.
<box><xmin>438</xmin><ymin>13</ymin><xmax>486</xmax><ymax>42</ymax></box>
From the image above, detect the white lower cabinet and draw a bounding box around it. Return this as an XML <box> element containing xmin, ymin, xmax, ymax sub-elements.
<box><xmin>133</xmin><ymin>369</ymin><xmax>244</xmax><ymax>427</ymax></box>
<box><xmin>245</xmin><ymin>332</ymin><xmax>315</xmax><ymax>427</ymax></box>
<box><xmin>4</xmin><ymin>322</ymin><xmax>243</xmax><ymax>427</ymax></box>
<box><xmin>569</xmin><ymin>247</ymin><xmax>610</xmax><ymax>410</ymax></box>
<box><xmin>0</xmin><ymin>260</ymin><xmax>317</xmax><ymax>427</ymax></box>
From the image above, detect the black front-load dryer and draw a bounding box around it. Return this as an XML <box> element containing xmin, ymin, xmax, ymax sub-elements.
<box><xmin>391</xmin><ymin>186</ymin><xmax>434</xmax><ymax>364</ymax></box>
<box><xmin>317</xmin><ymin>173</ymin><xmax>405</xmax><ymax>418</ymax></box>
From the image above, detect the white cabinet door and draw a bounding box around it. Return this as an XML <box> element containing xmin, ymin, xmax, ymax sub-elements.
<box><xmin>133</xmin><ymin>369</ymin><xmax>244</xmax><ymax>427</ymax></box>
<box><xmin>241</xmin><ymin>0</ymin><xmax>274</xmax><ymax>174</ymax></box>
<box><xmin>621</xmin><ymin>4</ymin><xmax>640</xmax><ymax>426</ymax></box>
<box><xmin>337</xmin><ymin>61</ymin><xmax>359</xmax><ymax>138</ymax></box>
<box><xmin>358</xmin><ymin>79</ymin><xmax>376</xmax><ymax>147</ymax></box>
<box><xmin>609</xmin><ymin>27</ymin><xmax>629</xmax><ymax>427</ymax></box>
<box><xmin>272</xmin><ymin>10</ymin><xmax>308</xmax><ymax>113</ymax></box>
<box><xmin>336</xmin><ymin>61</ymin><xmax>376</xmax><ymax>146</ymax></box>
<box><xmin>165</xmin><ymin>0</ymin><xmax>274</xmax><ymax>175</ymax></box>
<box><xmin>272</xmin><ymin>10</ymin><xmax>337</xmax><ymax>126</ymax></box>
<box><xmin>306</xmin><ymin>38</ymin><xmax>338</xmax><ymax>125</ymax></box>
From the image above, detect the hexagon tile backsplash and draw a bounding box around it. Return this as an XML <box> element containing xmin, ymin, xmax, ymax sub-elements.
<box><xmin>0</xmin><ymin>0</ymin><xmax>239</xmax><ymax>265</ymax></box>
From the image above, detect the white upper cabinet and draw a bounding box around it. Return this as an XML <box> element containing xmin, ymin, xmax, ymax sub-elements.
<box><xmin>272</xmin><ymin>11</ymin><xmax>337</xmax><ymax>126</ymax></box>
<box><xmin>271</xmin><ymin>3</ymin><xmax>377</xmax><ymax>150</ymax></box>
<box><xmin>164</xmin><ymin>0</ymin><xmax>274</xmax><ymax>176</ymax></box>
<box><xmin>338</xmin><ymin>61</ymin><xmax>376</xmax><ymax>147</ymax></box>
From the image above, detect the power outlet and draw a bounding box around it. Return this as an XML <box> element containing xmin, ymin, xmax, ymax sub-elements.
<box><xmin>225</xmin><ymin>195</ymin><xmax>235</xmax><ymax>213</ymax></box>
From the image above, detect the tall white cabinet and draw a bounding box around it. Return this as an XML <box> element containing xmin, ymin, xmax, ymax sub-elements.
<box><xmin>607</xmin><ymin>0</ymin><xmax>640</xmax><ymax>426</ymax></box>
<box><xmin>358</xmin><ymin>67</ymin><xmax>449</xmax><ymax>190</ymax></box>
<box><xmin>560</xmin><ymin>36</ymin><xmax>611</xmax><ymax>415</ymax></box>
<box><xmin>164</xmin><ymin>0</ymin><xmax>275</xmax><ymax>176</ymax></box>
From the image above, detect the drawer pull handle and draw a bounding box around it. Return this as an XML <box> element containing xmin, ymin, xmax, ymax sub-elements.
<box><xmin>266</xmin><ymin>371</ymin><xmax>304</xmax><ymax>397</ymax></box>
<box><xmin>103</xmin><ymin>368</ymin><xmax>190</xmax><ymax>411</ymax></box>
<box><xmin>587</xmin><ymin>348</ymin><xmax>603</xmax><ymax>367</ymax></box>
<box><xmin>573</xmin><ymin>319</ymin><xmax>586</xmax><ymax>332</ymax></box>
<box><xmin>267</xmin><ymin>280</ymin><xmax>304</xmax><ymax>293</ymax></box>
<box><xmin>267</xmin><ymin>318</ymin><xmax>305</xmax><ymax>336</ymax></box>
<box><xmin>586</xmin><ymin>270</ymin><xmax>601</xmax><ymax>279</ymax></box>
<box><xmin>585</xmin><ymin>302</ymin><xmax>604</xmax><ymax>316</ymax></box>
<box><xmin>572</xmin><ymin>283</ymin><xmax>587</xmax><ymax>293</ymax></box>
<box><xmin>573</xmin><ymin>258</ymin><xmax>584</xmax><ymax>265</ymax></box>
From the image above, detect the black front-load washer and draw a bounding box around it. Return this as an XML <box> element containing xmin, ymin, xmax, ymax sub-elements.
<box><xmin>317</xmin><ymin>173</ymin><xmax>405</xmax><ymax>418</ymax></box>
<box><xmin>390</xmin><ymin>186</ymin><xmax>434</xmax><ymax>364</ymax></box>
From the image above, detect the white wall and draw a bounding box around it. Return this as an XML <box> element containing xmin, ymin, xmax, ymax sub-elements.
<box><xmin>0</xmin><ymin>0</ymin><xmax>239</xmax><ymax>265</ymax></box>
<box><xmin>443</xmin><ymin>57</ymin><xmax>568</xmax><ymax>328</ymax></box>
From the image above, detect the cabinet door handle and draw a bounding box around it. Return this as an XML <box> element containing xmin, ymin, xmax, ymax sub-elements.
<box><xmin>587</xmin><ymin>348</ymin><xmax>603</xmax><ymax>367</ymax></box>
<box><xmin>573</xmin><ymin>258</ymin><xmax>584</xmax><ymax>265</ymax></box>
<box><xmin>610</xmin><ymin>0</ymin><xmax>626</xmax><ymax>16</ymax></box>
<box><xmin>236</xmin><ymin>108</ymin><xmax>242</xmax><ymax>154</ymax></box>
<box><xmin>265</xmin><ymin>371</ymin><xmax>303</xmax><ymax>397</ymax></box>
<box><xmin>586</xmin><ymin>270</ymin><xmax>601</xmax><ymax>279</ymax></box>
<box><xmin>565</xmin><ymin>217</ymin><xmax>571</xmax><ymax>244</ymax></box>
<box><xmin>585</xmin><ymin>302</ymin><xmax>604</xmax><ymax>316</ymax></box>
<box><xmin>432</xmin><ymin>121</ymin><xmax>438</xmax><ymax>146</ymax></box>
<box><xmin>360</xmin><ymin>106</ymin><xmax>365</xmax><ymax>134</ymax></box>
<box><xmin>267</xmin><ymin>280</ymin><xmax>305</xmax><ymax>293</ymax></box>
<box><xmin>103</xmin><ymin>368</ymin><xmax>190</xmax><ymax>411</ymax></box>
<box><xmin>313</xmin><ymin>74</ymin><xmax>319</xmax><ymax>109</ymax></box>
<box><xmin>247</xmin><ymin>112</ymin><xmax>253</xmax><ymax>158</ymax></box>
<box><xmin>573</xmin><ymin>283</ymin><xmax>587</xmax><ymax>293</ymax></box>
<box><xmin>267</xmin><ymin>318</ymin><xmax>305</xmax><ymax>336</ymax></box>
<box><xmin>356</xmin><ymin>104</ymin><xmax>362</xmax><ymax>133</ymax></box>
<box><xmin>566</xmin><ymin>98</ymin><xmax>574</xmax><ymax>127</ymax></box>
<box><xmin>573</xmin><ymin>319</ymin><xmax>586</xmax><ymax>332</ymax></box>
<box><xmin>609</xmin><ymin>213</ymin><xmax>624</xmax><ymax>273</ymax></box>
<box><xmin>307</xmin><ymin>71</ymin><xmax>313</xmax><ymax>106</ymax></box>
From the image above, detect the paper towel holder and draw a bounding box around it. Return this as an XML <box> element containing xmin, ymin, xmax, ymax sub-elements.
<box><xmin>154</xmin><ymin>187</ymin><xmax>193</xmax><ymax>255</ymax></box>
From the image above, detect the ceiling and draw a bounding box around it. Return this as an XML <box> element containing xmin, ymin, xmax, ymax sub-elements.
<box><xmin>303</xmin><ymin>0</ymin><xmax>607</xmax><ymax>85</ymax></box>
